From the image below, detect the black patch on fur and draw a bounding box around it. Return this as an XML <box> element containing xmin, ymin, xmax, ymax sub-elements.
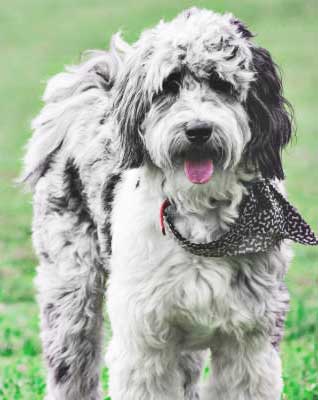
<box><xmin>231</xmin><ymin>18</ymin><xmax>254</xmax><ymax>39</ymax></box>
<box><xmin>209</xmin><ymin>71</ymin><xmax>237</xmax><ymax>97</ymax></box>
<box><xmin>162</xmin><ymin>71</ymin><xmax>183</xmax><ymax>96</ymax></box>
<box><xmin>55</xmin><ymin>360</ymin><xmax>70</xmax><ymax>384</ymax></box>
<box><xmin>113</xmin><ymin>62</ymin><xmax>151</xmax><ymax>169</ymax></box>
<box><xmin>135</xmin><ymin>179</ymin><xmax>140</xmax><ymax>189</ymax></box>
<box><xmin>101</xmin><ymin>173</ymin><xmax>122</xmax><ymax>255</ymax></box>
<box><xmin>103</xmin><ymin>173</ymin><xmax>122</xmax><ymax>211</ymax></box>
<box><xmin>64</xmin><ymin>159</ymin><xmax>88</xmax><ymax>211</ymax></box>
<box><xmin>48</xmin><ymin>159</ymin><xmax>92</xmax><ymax>222</ymax></box>
<box><xmin>243</xmin><ymin>47</ymin><xmax>293</xmax><ymax>180</ymax></box>
<box><xmin>224</xmin><ymin>46</ymin><xmax>239</xmax><ymax>61</ymax></box>
<box><xmin>40</xmin><ymin>251</ymin><xmax>51</xmax><ymax>262</ymax></box>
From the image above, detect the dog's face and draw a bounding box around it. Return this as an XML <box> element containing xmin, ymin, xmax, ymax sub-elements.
<box><xmin>114</xmin><ymin>8</ymin><xmax>292</xmax><ymax>189</ymax></box>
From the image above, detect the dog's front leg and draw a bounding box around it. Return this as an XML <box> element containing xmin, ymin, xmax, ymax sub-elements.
<box><xmin>201</xmin><ymin>335</ymin><xmax>283</xmax><ymax>400</ymax></box>
<box><xmin>106</xmin><ymin>336</ymin><xmax>185</xmax><ymax>400</ymax></box>
<box><xmin>106</xmin><ymin>279</ymin><xmax>186</xmax><ymax>400</ymax></box>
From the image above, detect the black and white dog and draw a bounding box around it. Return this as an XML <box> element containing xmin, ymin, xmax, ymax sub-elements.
<box><xmin>22</xmin><ymin>8</ymin><xmax>294</xmax><ymax>400</ymax></box>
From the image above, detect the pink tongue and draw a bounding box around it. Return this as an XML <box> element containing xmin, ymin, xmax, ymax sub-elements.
<box><xmin>184</xmin><ymin>159</ymin><xmax>214</xmax><ymax>184</ymax></box>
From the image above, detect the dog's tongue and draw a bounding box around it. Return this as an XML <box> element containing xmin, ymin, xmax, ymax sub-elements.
<box><xmin>184</xmin><ymin>159</ymin><xmax>214</xmax><ymax>184</ymax></box>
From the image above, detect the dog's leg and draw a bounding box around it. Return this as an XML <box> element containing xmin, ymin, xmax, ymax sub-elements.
<box><xmin>201</xmin><ymin>336</ymin><xmax>283</xmax><ymax>400</ymax></box>
<box><xmin>107</xmin><ymin>336</ymin><xmax>201</xmax><ymax>400</ymax></box>
<box><xmin>107</xmin><ymin>337</ymin><xmax>206</xmax><ymax>400</ymax></box>
<box><xmin>36</xmin><ymin>251</ymin><xmax>106</xmax><ymax>399</ymax></box>
<box><xmin>106</xmin><ymin>336</ymin><xmax>187</xmax><ymax>400</ymax></box>
<box><xmin>37</xmin><ymin>246</ymin><xmax>106</xmax><ymax>399</ymax></box>
<box><xmin>33</xmin><ymin>187</ymin><xmax>106</xmax><ymax>400</ymax></box>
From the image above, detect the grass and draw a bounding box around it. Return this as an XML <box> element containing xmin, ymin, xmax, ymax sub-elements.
<box><xmin>0</xmin><ymin>0</ymin><xmax>317</xmax><ymax>398</ymax></box>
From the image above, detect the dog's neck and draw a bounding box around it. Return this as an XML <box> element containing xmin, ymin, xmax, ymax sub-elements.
<box><xmin>139</xmin><ymin>165</ymin><xmax>255</xmax><ymax>241</ymax></box>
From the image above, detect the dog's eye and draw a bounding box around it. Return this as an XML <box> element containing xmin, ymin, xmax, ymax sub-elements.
<box><xmin>209</xmin><ymin>72</ymin><xmax>235</xmax><ymax>96</ymax></box>
<box><xmin>162</xmin><ymin>72</ymin><xmax>182</xmax><ymax>95</ymax></box>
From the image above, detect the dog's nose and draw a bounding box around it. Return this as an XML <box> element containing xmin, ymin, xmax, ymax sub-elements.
<box><xmin>185</xmin><ymin>121</ymin><xmax>212</xmax><ymax>144</ymax></box>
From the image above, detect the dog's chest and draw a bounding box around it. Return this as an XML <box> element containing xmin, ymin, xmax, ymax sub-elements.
<box><xmin>158</xmin><ymin>249</ymin><xmax>259</xmax><ymax>348</ymax></box>
<box><xmin>110</xmin><ymin>173</ymin><xmax>272</xmax><ymax>349</ymax></box>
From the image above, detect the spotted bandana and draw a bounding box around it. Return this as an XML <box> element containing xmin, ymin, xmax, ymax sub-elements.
<box><xmin>161</xmin><ymin>180</ymin><xmax>318</xmax><ymax>257</ymax></box>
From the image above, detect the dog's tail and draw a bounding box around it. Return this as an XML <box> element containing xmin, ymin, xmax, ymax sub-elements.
<box><xmin>20</xmin><ymin>33</ymin><xmax>130</xmax><ymax>190</ymax></box>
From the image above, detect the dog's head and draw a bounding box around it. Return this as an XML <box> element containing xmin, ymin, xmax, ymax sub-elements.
<box><xmin>113</xmin><ymin>8</ymin><xmax>292</xmax><ymax>191</ymax></box>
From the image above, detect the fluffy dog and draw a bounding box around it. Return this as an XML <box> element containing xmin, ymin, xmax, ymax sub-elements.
<box><xmin>22</xmin><ymin>7</ymin><xmax>294</xmax><ymax>400</ymax></box>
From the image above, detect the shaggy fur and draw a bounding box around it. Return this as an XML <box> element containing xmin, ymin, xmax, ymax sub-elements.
<box><xmin>22</xmin><ymin>8</ymin><xmax>294</xmax><ymax>400</ymax></box>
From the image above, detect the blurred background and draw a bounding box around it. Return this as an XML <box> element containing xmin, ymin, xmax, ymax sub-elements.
<box><xmin>0</xmin><ymin>1</ymin><xmax>317</xmax><ymax>399</ymax></box>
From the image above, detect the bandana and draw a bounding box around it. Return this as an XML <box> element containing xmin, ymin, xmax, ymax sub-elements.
<box><xmin>161</xmin><ymin>180</ymin><xmax>318</xmax><ymax>257</ymax></box>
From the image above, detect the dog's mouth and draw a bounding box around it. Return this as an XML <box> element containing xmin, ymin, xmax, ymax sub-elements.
<box><xmin>171</xmin><ymin>144</ymin><xmax>224</xmax><ymax>184</ymax></box>
<box><xmin>184</xmin><ymin>159</ymin><xmax>214</xmax><ymax>184</ymax></box>
<box><xmin>182</xmin><ymin>147</ymin><xmax>221</xmax><ymax>184</ymax></box>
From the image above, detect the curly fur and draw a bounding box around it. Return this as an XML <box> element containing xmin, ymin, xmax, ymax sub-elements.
<box><xmin>22</xmin><ymin>8</ymin><xmax>293</xmax><ymax>400</ymax></box>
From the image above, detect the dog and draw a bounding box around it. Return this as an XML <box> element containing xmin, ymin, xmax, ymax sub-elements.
<box><xmin>22</xmin><ymin>7</ymin><xmax>295</xmax><ymax>400</ymax></box>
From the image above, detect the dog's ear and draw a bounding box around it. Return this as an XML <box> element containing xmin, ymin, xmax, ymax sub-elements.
<box><xmin>244</xmin><ymin>46</ymin><xmax>293</xmax><ymax>180</ymax></box>
<box><xmin>113</xmin><ymin>57</ymin><xmax>151</xmax><ymax>170</ymax></box>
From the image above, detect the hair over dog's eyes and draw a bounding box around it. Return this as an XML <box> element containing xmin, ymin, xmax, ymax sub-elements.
<box><xmin>209</xmin><ymin>72</ymin><xmax>236</xmax><ymax>97</ymax></box>
<box><xmin>162</xmin><ymin>71</ymin><xmax>182</xmax><ymax>95</ymax></box>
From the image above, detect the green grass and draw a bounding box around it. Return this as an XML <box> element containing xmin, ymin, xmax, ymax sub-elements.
<box><xmin>0</xmin><ymin>0</ymin><xmax>317</xmax><ymax>398</ymax></box>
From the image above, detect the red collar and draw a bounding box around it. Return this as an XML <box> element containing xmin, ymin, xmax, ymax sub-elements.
<box><xmin>159</xmin><ymin>199</ymin><xmax>171</xmax><ymax>235</ymax></box>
